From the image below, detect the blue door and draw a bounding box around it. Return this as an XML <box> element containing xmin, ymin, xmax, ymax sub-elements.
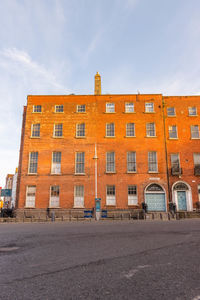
<box><xmin>145</xmin><ymin>193</ymin><xmax>166</xmax><ymax>211</ymax></box>
<box><xmin>177</xmin><ymin>191</ymin><xmax>187</xmax><ymax>211</ymax></box>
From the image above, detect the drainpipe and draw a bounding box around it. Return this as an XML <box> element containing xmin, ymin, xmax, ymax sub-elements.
<box><xmin>162</xmin><ymin>97</ymin><xmax>171</xmax><ymax>209</ymax></box>
<box><xmin>93</xmin><ymin>144</ymin><xmax>100</xmax><ymax>220</ymax></box>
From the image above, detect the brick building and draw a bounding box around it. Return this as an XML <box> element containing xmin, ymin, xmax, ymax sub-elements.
<box><xmin>16</xmin><ymin>73</ymin><xmax>200</xmax><ymax>217</ymax></box>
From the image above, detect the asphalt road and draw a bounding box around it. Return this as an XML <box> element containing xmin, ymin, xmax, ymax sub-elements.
<box><xmin>0</xmin><ymin>219</ymin><xmax>200</xmax><ymax>300</ymax></box>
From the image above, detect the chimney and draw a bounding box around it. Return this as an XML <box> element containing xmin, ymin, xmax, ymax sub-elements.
<box><xmin>94</xmin><ymin>72</ymin><xmax>101</xmax><ymax>95</ymax></box>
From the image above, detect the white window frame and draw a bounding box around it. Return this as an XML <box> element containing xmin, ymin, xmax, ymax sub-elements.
<box><xmin>51</xmin><ymin>152</ymin><xmax>61</xmax><ymax>174</ymax></box>
<box><xmin>75</xmin><ymin>152</ymin><xmax>85</xmax><ymax>174</ymax></box>
<box><xmin>77</xmin><ymin>105</ymin><xmax>86</xmax><ymax>113</ymax></box>
<box><xmin>76</xmin><ymin>123</ymin><xmax>85</xmax><ymax>137</ymax></box>
<box><xmin>28</xmin><ymin>152</ymin><xmax>38</xmax><ymax>174</ymax></box>
<box><xmin>145</xmin><ymin>102</ymin><xmax>154</xmax><ymax>113</ymax></box>
<box><xmin>74</xmin><ymin>185</ymin><xmax>84</xmax><ymax>208</ymax></box>
<box><xmin>31</xmin><ymin>123</ymin><xmax>40</xmax><ymax>138</ymax></box>
<box><xmin>127</xmin><ymin>152</ymin><xmax>136</xmax><ymax>173</ymax></box>
<box><xmin>169</xmin><ymin>125</ymin><xmax>178</xmax><ymax>139</ymax></box>
<box><xmin>146</xmin><ymin>123</ymin><xmax>156</xmax><ymax>137</ymax></box>
<box><xmin>33</xmin><ymin>105</ymin><xmax>42</xmax><ymax>113</ymax></box>
<box><xmin>106</xmin><ymin>152</ymin><xmax>115</xmax><ymax>173</ymax></box>
<box><xmin>167</xmin><ymin>107</ymin><xmax>176</xmax><ymax>116</ymax></box>
<box><xmin>191</xmin><ymin>125</ymin><xmax>200</xmax><ymax>139</ymax></box>
<box><xmin>148</xmin><ymin>151</ymin><xmax>158</xmax><ymax>173</ymax></box>
<box><xmin>106</xmin><ymin>185</ymin><xmax>116</xmax><ymax>206</ymax></box>
<box><xmin>125</xmin><ymin>102</ymin><xmax>134</xmax><ymax>113</ymax></box>
<box><xmin>53</xmin><ymin>124</ymin><xmax>63</xmax><ymax>137</ymax></box>
<box><xmin>188</xmin><ymin>107</ymin><xmax>197</xmax><ymax>116</ymax></box>
<box><xmin>49</xmin><ymin>186</ymin><xmax>60</xmax><ymax>208</ymax></box>
<box><xmin>55</xmin><ymin>105</ymin><xmax>64</xmax><ymax>113</ymax></box>
<box><xmin>25</xmin><ymin>186</ymin><xmax>36</xmax><ymax>208</ymax></box>
<box><xmin>106</xmin><ymin>123</ymin><xmax>115</xmax><ymax>137</ymax></box>
<box><xmin>126</xmin><ymin>123</ymin><xmax>135</xmax><ymax>137</ymax></box>
<box><xmin>128</xmin><ymin>185</ymin><xmax>138</xmax><ymax>206</ymax></box>
<box><xmin>106</xmin><ymin>103</ymin><xmax>115</xmax><ymax>113</ymax></box>
<box><xmin>171</xmin><ymin>153</ymin><xmax>180</xmax><ymax>171</ymax></box>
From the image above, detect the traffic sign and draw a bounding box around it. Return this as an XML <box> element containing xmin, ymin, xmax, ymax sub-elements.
<box><xmin>0</xmin><ymin>189</ymin><xmax>12</xmax><ymax>197</ymax></box>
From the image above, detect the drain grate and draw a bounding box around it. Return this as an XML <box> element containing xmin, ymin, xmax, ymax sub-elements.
<box><xmin>0</xmin><ymin>247</ymin><xmax>19</xmax><ymax>252</ymax></box>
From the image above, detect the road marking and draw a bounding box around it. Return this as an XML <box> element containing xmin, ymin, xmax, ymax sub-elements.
<box><xmin>124</xmin><ymin>265</ymin><xmax>151</xmax><ymax>279</ymax></box>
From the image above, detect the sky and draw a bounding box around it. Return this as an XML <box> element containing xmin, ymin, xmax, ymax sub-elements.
<box><xmin>0</xmin><ymin>0</ymin><xmax>200</xmax><ymax>187</ymax></box>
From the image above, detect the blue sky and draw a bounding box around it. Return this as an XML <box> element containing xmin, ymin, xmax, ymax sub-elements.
<box><xmin>0</xmin><ymin>0</ymin><xmax>200</xmax><ymax>186</ymax></box>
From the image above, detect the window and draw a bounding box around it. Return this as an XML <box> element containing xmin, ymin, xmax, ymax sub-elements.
<box><xmin>167</xmin><ymin>107</ymin><xmax>175</xmax><ymax>116</ymax></box>
<box><xmin>106</xmin><ymin>152</ymin><xmax>115</xmax><ymax>172</ymax></box>
<box><xmin>76</xmin><ymin>123</ymin><xmax>85</xmax><ymax>137</ymax></box>
<box><xmin>126</xmin><ymin>123</ymin><xmax>135</xmax><ymax>137</ymax></box>
<box><xmin>148</xmin><ymin>151</ymin><xmax>157</xmax><ymax>172</ymax></box>
<box><xmin>28</xmin><ymin>152</ymin><xmax>38</xmax><ymax>174</ymax></box>
<box><xmin>106</xmin><ymin>103</ymin><xmax>115</xmax><ymax>113</ymax></box>
<box><xmin>106</xmin><ymin>185</ymin><xmax>116</xmax><ymax>205</ymax></box>
<box><xmin>50</xmin><ymin>186</ymin><xmax>60</xmax><ymax>207</ymax></box>
<box><xmin>145</xmin><ymin>102</ymin><xmax>154</xmax><ymax>113</ymax></box>
<box><xmin>171</xmin><ymin>153</ymin><xmax>180</xmax><ymax>173</ymax></box>
<box><xmin>191</xmin><ymin>125</ymin><xmax>200</xmax><ymax>139</ymax></box>
<box><xmin>26</xmin><ymin>186</ymin><xmax>36</xmax><ymax>207</ymax></box>
<box><xmin>54</xmin><ymin>124</ymin><xmax>63</xmax><ymax>137</ymax></box>
<box><xmin>75</xmin><ymin>152</ymin><xmax>85</xmax><ymax>174</ymax></box>
<box><xmin>33</xmin><ymin>105</ymin><xmax>41</xmax><ymax>113</ymax></box>
<box><xmin>106</xmin><ymin>123</ymin><xmax>115</xmax><ymax>137</ymax></box>
<box><xmin>51</xmin><ymin>152</ymin><xmax>61</xmax><ymax>174</ymax></box>
<box><xmin>55</xmin><ymin>105</ymin><xmax>63</xmax><ymax>112</ymax></box>
<box><xmin>74</xmin><ymin>185</ymin><xmax>84</xmax><ymax>208</ymax></box>
<box><xmin>127</xmin><ymin>152</ymin><xmax>136</xmax><ymax>172</ymax></box>
<box><xmin>189</xmin><ymin>107</ymin><xmax>197</xmax><ymax>116</ymax></box>
<box><xmin>169</xmin><ymin>125</ymin><xmax>177</xmax><ymax>139</ymax></box>
<box><xmin>77</xmin><ymin>105</ymin><xmax>86</xmax><ymax>113</ymax></box>
<box><xmin>146</xmin><ymin>123</ymin><xmax>156</xmax><ymax>137</ymax></box>
<box><xmin>125</xmin><ymin>102</ymin><xmax>134</xmax><ymax>113</ymax></box>
<box><xmin>128</xmin><ymin>185</ymin><xmax>138</xmax><ymax>205</ymax></box>
<box><xmin>194</xmin><ymin>153</ymin><xmax>200</xmax><ymax>176</ymax></box>
<box><xmin>31</xmin><ymin>124</ymin><xmax>40</xmax><ymax>137</ymax></box>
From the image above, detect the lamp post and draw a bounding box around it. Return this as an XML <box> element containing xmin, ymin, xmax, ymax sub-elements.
<box><xmin>93</xmin><ymin>144</ymin><xmax>100</xmax><ymax>220</ymax></box>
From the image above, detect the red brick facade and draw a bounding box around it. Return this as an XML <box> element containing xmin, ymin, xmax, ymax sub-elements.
<box><xmin>16</xmin><ymin>76</ymin><xmax>200</xmax><ymax>215</ymax></box>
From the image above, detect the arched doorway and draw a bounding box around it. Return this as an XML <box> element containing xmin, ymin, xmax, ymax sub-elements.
<box><xmin>145</xmin><ymin>183</ymin><xmax>166</xmax><ymax>212</ymax></box>
<box><xmin>172</xmin><ymin>182</ymin><xmax>193</xmax><ymax>211</ymax></box>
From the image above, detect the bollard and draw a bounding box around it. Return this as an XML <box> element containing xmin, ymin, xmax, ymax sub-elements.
<box><xmin>51</xmin><ymin>212</ymin><xmax>55</xmax><ymax>222</ymax></box>
<box><xmin>168</xmin><ymin>213</ymin><xmax>171</xmax><ymax>220</ymax></box>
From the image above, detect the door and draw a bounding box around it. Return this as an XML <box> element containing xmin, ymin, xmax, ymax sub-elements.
<box><xmin>177</xmin><ymin>191</ymin><xmax>187</xmax><ymax>211</ymax></box>
<box><xmin>145</xmin><ymin>193</ymin><xmax>166</xmax><ymax>211</ymax></box>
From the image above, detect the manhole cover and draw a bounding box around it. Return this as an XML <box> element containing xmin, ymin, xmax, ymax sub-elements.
<box><xmin>0</xmin><ymin>247</ymin><xmax>19</xmax><ymax>252</ymax></box>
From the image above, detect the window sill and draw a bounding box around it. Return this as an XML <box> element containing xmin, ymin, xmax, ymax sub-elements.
<box><xmin>191</xmin><ymin>138</ymin><xmax>200</xmax><ymax>140</ymax></box>
<box><xmin>74</xmin><ymin>173</ymin><xmax>86</xmax><ymax>176</ymax></box>
<box><xmin>123</xmin><ymin>112</ymin><xmax>136</xmax><ymax>114</ymax></box>
<box><xmin>127</xmin><ymin>171</ymin><xmax>137</xmax><ymax>174</ymax></box>
<box><xmin>145</xmin><ymin>136</ymin><xmax>157</xmax><ymax>138</ymax></box>
<box><xmin>125</xmin><ymin>136</ymin><xmax>136</xmax><ymax>138</ymax></box>
<box><xmin>105</xmin><ymin>136</ymin><xmax>115</xmax><ymax>138</ymax></box>
<box><xmin>169</xmin><ymin>138</ymin><xmax>178</xmax><ymax>140</ymax></box>
<box><xmin>53</xmin><ymin>112</ymin><xmax>64</xmax><ymax>114</ymax></box>
<box><xmin>105</xmin><ymin>172</ymin><xmax>116</xmax><ymax>174</ymax></box>
<box><xmin>24</xmin><ymin>207</ymin><xmax>35</xmax><ymax>209</ymax></box>
<box><xmin>148</xmin><ymin>171</ymin><xmax>159</xmax><ymax>174</ymax></box>
<box><xmin>52</xmin><ymin>136</ymin><xmax>64</xmax><ymax>138</ymax></box>
<box><xmin>76</xmin><ymin>112</ymin><xmax>86</xmax><ymax>114</ymax></box>
<box><xmin>50</xmin><ymin>173</ymin><xmax>62</xmax><ymax>175</ymax></box>
<box><xmin>27</xmin><ymin>173</ymin><xmax>37</xmax><ymax>175</ymax></box>
<box><xmin>167</xmin><ymin>115</ymin><xmax>176</xmax><ymax>117</ymax></box>
<box><xmin>48</xmin><ymin>207</ymin><xmax>61</xmax><ymax>209</ymax></box>
<box><xmin>30</xmin><ymin>136</ymin><xmax>40</xmax><ymax>139</ymax></box>
<box><xmin>188</xmin><ymin>115</ymin><xmax>198</xmax><ymax>117</ymax></box>
<box><xmin>104</xmin><ymin>112</ymin><xmax>116</xmax><ymax>114</ymax></box>
<box><xmin>32</xmin><ymin>112</ymin><xmax>42</xmax><ymax>114</ymax></box>
<box><xmin>75</xmin><ymin>136</ymin><xmax>86</xmax><ymax>139</ymax></box>
<box><xmin>144</xmin><ymin>112</ymin><xmax>155</xmax><ymax>114</ymax></box>
<box><xmin>73</xmin><ymin>206</ymin><xmax>85</xmax><ymax>209</ymax></box>
<box><xmin>128</xmin><ymin>204</ymin><xmax>139</xmax><ymax>207</ymax></box>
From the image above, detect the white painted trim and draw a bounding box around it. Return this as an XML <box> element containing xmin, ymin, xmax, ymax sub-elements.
<box><xmin>172</xmin><ymin>181</ymin><xmax>193</xmax><ymax>211</ymax></box>
<box><xmin>144</xmin><ymin>183</ymin><xmax>167</xmax><ymax>212</ymax></box>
